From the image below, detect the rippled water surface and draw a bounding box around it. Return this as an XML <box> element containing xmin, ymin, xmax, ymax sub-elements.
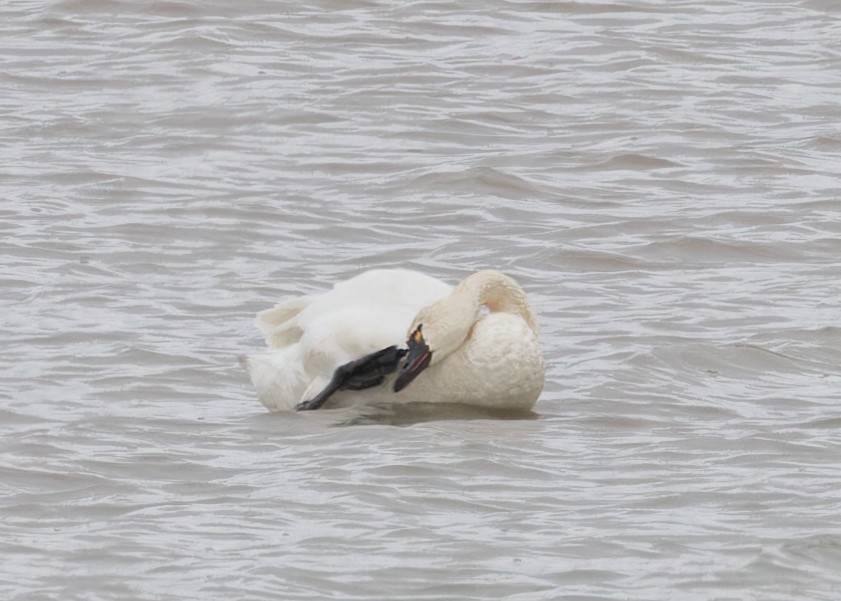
<box><xmin>3</xmin><ymin>1</ymin><xmax>841</xmax><ymax>599</ymax></box>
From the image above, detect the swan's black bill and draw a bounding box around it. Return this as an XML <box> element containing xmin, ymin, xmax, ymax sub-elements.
<box><xmin>394</xmin><ymin>326</ymin><xmax>432</xmax><ymax>393</ymax></box>
<box><xmin>296</xmin><ymin>345</ymin><xmax>407</xmax><ymax>411</ymax></box>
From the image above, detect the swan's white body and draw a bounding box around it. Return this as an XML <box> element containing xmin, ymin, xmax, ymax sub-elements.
<box><xmin>243</xmin><ymin>269</ymin><xmax>544</xmax><ymax>412</ymax></box>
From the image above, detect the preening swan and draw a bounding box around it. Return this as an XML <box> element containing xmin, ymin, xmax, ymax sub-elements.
<box><xmin>242</xmin><ymin>269</ymin><xmax>544</xmax><ymax>412</ymax></box>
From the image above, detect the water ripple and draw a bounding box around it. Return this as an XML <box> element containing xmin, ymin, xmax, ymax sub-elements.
<box><xmin>3</xmin><ymin>0</ymin><xmax>841</xmax><ymax>599</ymax></box>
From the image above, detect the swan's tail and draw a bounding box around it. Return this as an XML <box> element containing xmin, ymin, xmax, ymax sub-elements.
<box><xmin>255</xmin><ymin>295</ymin><xmax>313</xmax><ymax>350</ymax></box>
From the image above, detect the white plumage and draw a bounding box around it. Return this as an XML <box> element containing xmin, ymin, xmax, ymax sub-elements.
<box><xmin>243</xmin><ymin>269</ymin><xmax>544</xmax><ymax>412</ymax></box>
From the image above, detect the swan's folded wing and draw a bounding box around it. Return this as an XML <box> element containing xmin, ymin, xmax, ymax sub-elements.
<box><xmin>255</xmin><ymin>295</ymin><xmax>314</xmax><ymax>349</ymax></box>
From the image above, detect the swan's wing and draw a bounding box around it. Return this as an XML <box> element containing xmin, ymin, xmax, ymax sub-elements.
<box><xmin>300</xmin><ymin>305</ymin><xmax>414</xmax><ymax>374</ymax></box>
<box><xmin>248</xmin><ymin>270</ymin><xmax>453</xmax><ymax>410</ymax></box>
<box><xmin>299</xmin><ymin>269</ymin><xmax>452</xmax><ymax>324</ymax></box>
<box><xmin>256</xmin><ymin>295</ymin><xmax>314</xmax><ymax>350</ymax></box>
<box><xmin>293</xmin><ymin>306</ymin><xmax>417</xmax><ymax>408</ymax></box>
<box><xmin>256</xmin><ymin>270</ymin><xmax>449</xmax><ymax>351</ymax></box>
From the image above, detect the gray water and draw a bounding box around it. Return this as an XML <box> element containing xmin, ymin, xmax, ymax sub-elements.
<box><xmin>3</xmin><ymin>1</ymin><xmax>841</xmax><ymax>599</ymax></box>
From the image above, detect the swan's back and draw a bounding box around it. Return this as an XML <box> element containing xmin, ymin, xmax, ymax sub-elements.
<box><xmin>326</xmin><ymin>269</ymin><xmax>451</xmax><ymax>310</ymax></box>
<box><xmin>256</xmin><ymin>269</ymin><xmax>450</xmax><ymax>351</ymax></box>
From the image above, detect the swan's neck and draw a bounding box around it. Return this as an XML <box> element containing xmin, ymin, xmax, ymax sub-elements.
<box><xmin>410</xmin><ymin>270</ymin><xmax>539</xmax><ymax>367</ymax></box>
<box><xmin>456</xmin><ymin>270</ymin><xmax>539</xmax><ymax>334</ymax></box>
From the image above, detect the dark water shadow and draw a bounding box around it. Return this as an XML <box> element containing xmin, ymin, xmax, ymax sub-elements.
<box><xmin>333</xmin><ymin>402</ymin><xmax>540</xmax><ymax>427</ymax></box>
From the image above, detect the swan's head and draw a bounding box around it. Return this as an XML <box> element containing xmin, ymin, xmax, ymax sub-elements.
<box><xmin>393</xmin><ymin>298</ymin><xmax>474</xmax><ymax>393</ymax></box>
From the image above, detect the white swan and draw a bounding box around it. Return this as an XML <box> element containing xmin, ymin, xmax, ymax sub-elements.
<box><xmin>242</xmin><ymin>269</ymin><xmax>545</xmax><ymax>412</ymax></box>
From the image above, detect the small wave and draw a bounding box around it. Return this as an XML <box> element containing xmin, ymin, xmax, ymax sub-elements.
<box><xmin>403</xmin><ymin>166</ymin><xmax>549</xmax><ymax>198</ymax></box>
<box><xmin>633</xmin><ymin>235</ymin><xmax>803</xmax><ymax>264</ymax></box>
<box><xmin>587</xmin><ymin>153</ymin><xmax>684</xmax><ymax>171</ymax></box>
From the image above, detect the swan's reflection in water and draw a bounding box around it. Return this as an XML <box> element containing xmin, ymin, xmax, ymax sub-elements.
<box><xmin>334</xmin><ymin>402</ymin><xmax>539</xmax><ymax>426</ymax></box>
